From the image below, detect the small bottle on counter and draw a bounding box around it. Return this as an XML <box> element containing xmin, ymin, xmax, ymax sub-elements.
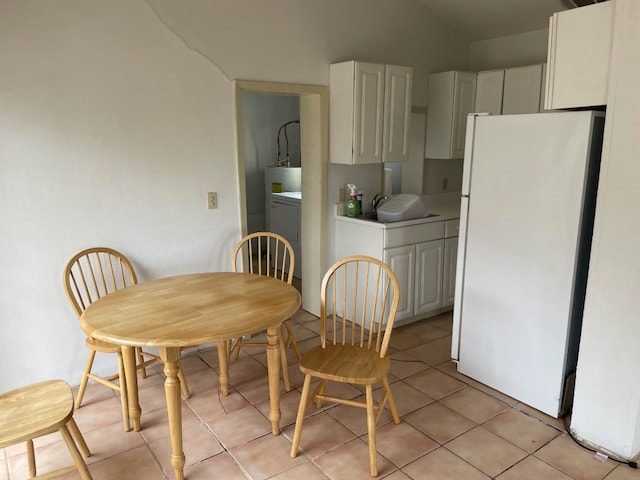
<box><xmin>357</xmin><ymin>191</ymin><xmax>363</xmax><ymax>214</ymax></box>
<box><xmin>346</xmin><ymin>184</ymin><xmax>360</xmax><ymax>217</ymax></box>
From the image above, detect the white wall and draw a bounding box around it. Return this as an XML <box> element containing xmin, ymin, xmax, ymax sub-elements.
<box><xmin>423</xmin><ymin>158</ymin><xmax>464</xmax><ymax>194</ymax></box>
<box><xmin>470</xmin><ymin>28</ymin><xmax>550</xmax><ymax>71</ymax></box>
<box><xmin>0</xmin><ymin>0</ymin><xmax>470</xmax><ymax>392</ymax></box>
<box><xmin>570</xmin><ymin>0</ymin><xmax>640</xmax><ymax>460</ymax></box>
<box><xmin>0</xmin><ymin>1</ymin><xmax>240</xmax><ymax>389</ymax></box>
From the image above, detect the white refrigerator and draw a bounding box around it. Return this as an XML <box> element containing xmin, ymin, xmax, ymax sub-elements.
<box><xmin>452</xmin><ymin>111</ymin><xmax>605</xmax><ymax>418</ymax></box>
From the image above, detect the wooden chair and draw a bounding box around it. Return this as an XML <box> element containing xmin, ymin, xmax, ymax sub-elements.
<box><xmin>290</xmin><ymin>255</ymin><xmax>401</xmax><ymax>476</ymax></box>
<box><xmin>63</xmin><ymin>247</ymin><xmax>190</xmax><ymax>431</ymax></box>
<box><xmin>0</xmin><ymin>380</ymin><xmax>93</xmax><ymax>479</ymax></box>
<box><xmin>230</xmin><ymin>232</ymin><xmax>301</xmax><ymax>391</ymax></box>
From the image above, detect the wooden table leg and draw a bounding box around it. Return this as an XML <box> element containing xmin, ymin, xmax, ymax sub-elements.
<box><xmin>160</xmin><ymin>347</ymin><xmax>185</xmax><ymax>480</ymax></box>
<box><xmin>217</xmin><ymin>340</ymin><xmax>229</xmax><ymax>396</ymax></box>
<box><xmin>121</xmin><ymin>346</ymin><xmax>141</xmax><ymax>432</ymax></box>
<box><xmin>266</xmin><ymin>325</ymin><xmax>281</xmax><ymax>435</ymax></box>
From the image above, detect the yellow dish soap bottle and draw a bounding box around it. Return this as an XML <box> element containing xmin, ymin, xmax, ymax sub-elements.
<box><xmin>346</xmin><ymin>183</ymin><xmax>360</xmax><ymax>217</ymax></box>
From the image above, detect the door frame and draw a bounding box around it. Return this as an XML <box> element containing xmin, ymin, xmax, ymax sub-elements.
<box><xmin>234</xmin><ymin>80</ymin><xmax>328</xmax><ymax>316</ymax></box>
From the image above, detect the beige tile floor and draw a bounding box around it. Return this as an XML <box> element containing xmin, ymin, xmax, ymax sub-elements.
<box><xmin>2</xmin><ymin>310</ymin><xmax>639</xmax><ymax>480</ymax></box>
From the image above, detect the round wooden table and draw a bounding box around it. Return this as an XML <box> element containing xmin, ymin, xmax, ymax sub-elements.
<box><xmin>80</xmin><ymin>272</ymin><xmax>301</xmax><ymax>480</ymax></box>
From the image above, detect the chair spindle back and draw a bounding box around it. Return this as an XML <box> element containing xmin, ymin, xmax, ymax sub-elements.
<box><xmin>232</xmin><ymin>232</ymin><xmax>294</xmax><ymax>285</ymax></box>
<box><xmin>320</xmin><ymin>255</ymin><xmax>399</xmax><ymax>358</ymax></box>
<box><xmin>63</xmin><ymin>247</ymin><xmax>137</xmax><ymax>318</ymax></box>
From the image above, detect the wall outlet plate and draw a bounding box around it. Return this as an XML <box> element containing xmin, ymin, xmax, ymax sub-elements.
<box><xmin>207</xmin><ymin>192</ymin><xmax>217</xmax><ymax>209</ymax></box>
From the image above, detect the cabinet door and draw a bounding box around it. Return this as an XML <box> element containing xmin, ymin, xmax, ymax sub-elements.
<box><xmin>475</xmin><ymin>70</ymin><xmax>504</xmax><ymax>115</ymax></box>
<box><xmin>502</xmin><ymin>65</ymin><xmax>543</xmax><ymax>115</ymax></box>
<box><xmin>354</xmin><ymin>62</ymin><xmax>385</xmax><ymax>165</ymax></box>
<box><xmin>442</xmin><ymin>237</ymin><xmax>458</xmax><ymax>307</ymax></box>
<box><xmin>451</xmin><ymin>72</ymin><xmax>477</xmax><ymax>159</ymax></box>
<box><xmin>415</xmin><ymin>239</ymin><xmax>444</xmax><ymax>316</ymax></box>
<box><xmin>329</xmin><ymin>61</ymin><xmax>356</xmax><ymax>165</ymax></box>
<box><xmin>545</xmin><ymin>2</ymin><xmax>613</xmax><ymax>110</ymax></box>
<box><xmin>425</xmin><ymin>71</ymin><xmax>476</xmax><ymax>159</ymax></box>
<box><xmin>425</xmin><ymin>71</ymin><xmax>455</xmax><ymax>159</ymax></box>
<box><xmin>382</xmin><ymin>65</ymin><xmax>412</xmax><ymax>163</ymax></box>
<box><xmin>384</xmin><ymin>245</ymin><xmax>415</xmax><ymax>321</ymax></box>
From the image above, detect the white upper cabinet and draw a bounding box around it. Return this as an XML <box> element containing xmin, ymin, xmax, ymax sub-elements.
<box><xmin>502</xmin><ymin>64</ymin><xmax>544</xmax><ymax>114</ymax></box>
<box><xmin>475</xmin><ymin>70</ymin><xmax>504</xmax><ymax>115</ymax></box>
<box><xmin>474</xmin><ymin>65</ymin><xmax>545</xmax><ymax>115</ymax></box>
<box><xmin>330</xmin><ymin>61</ymin><xmax>412</xmax><ymax>164</ymax></box>
<box><xmin>425</xmin><ymin>71</ymin><xmax>477</xmax><ymax>159</ymax></box>
<box><xmin>545</xmin><ymin>1</ymin><xmax>614</xmax><ymax>110</ymax></box>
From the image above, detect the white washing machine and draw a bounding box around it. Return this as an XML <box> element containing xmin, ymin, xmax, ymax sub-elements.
<box><xmin>264</xmin><ymin>167</ymin><xmax>301</xmax><ymax>230</ymax></box>
<box><xmin>269</xmin><ymin>192</ymin><xmax>301</xmax><ymax>278</ymax></box>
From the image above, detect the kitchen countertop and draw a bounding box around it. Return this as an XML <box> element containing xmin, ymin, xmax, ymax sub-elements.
<box><xmin>272</xmin><ymin>191</ymin><xmax>302</xmax><ymax>200</ymax></box>
<box><xmin>335</xmin><ymin>192</ymin><xmax>461</xmax><ymax>229</ymax></box>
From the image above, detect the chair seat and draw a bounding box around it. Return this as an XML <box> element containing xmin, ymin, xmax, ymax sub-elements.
<box><xmin>299</xmin><ymin>344</ymin><xmax>390</xmax><ymax>385</ymax></box>
<box><xmin>0</xmin><ymin>380</ymin><xmax>74</xmax><ymax>447</ymax></box>
<box><xmin>85</xmin><ymin>336</ymin><xmax>121</xmax><ymax>353</ymax></box>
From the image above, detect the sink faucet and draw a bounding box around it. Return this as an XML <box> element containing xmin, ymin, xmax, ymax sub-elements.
<box><xmin>371</xmin><ymin>193</ymin><xmax>388</xmax><ymax>212</ymax></box>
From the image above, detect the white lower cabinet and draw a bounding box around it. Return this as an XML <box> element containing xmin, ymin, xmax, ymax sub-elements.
<box><xmin>385</xmin><ymin>239</ymin><xmax>444</xmax><ymax>322</ymax></box>
<box><xmin>414</xmin><ymin>240</ymin><xmax>445</xmax><ymax>316</ymax></box>
<box><xmin>270</xmin><ymin>195</ymin><xmax>302</xmax><ymax>276</ymax></box>
<box><xmin>335</xmin><ymin>216</ymin><xmax>458</xmax><ymax>325</ymax></box>
<box><xmin>384</xmin><ymin>245</ymin><xmax>415</xmax><ymax>320</ymax></box>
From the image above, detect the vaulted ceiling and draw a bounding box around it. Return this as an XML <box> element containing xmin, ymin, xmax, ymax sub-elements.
<box><xmin>416</xmin><ymin>0</ymin><xmax>601</xmax><ymax>41</ymax></box>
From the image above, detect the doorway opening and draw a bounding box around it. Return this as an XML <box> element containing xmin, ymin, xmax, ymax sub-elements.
<box><xmin>240</xmin><ymin>92</ymin><xmax>302</xmax><ymax>281</ymax></box>
<box><xmin>234</xmin><ymin>80</ymin><xmax>328</xmax><ymax>316</ymax></box>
